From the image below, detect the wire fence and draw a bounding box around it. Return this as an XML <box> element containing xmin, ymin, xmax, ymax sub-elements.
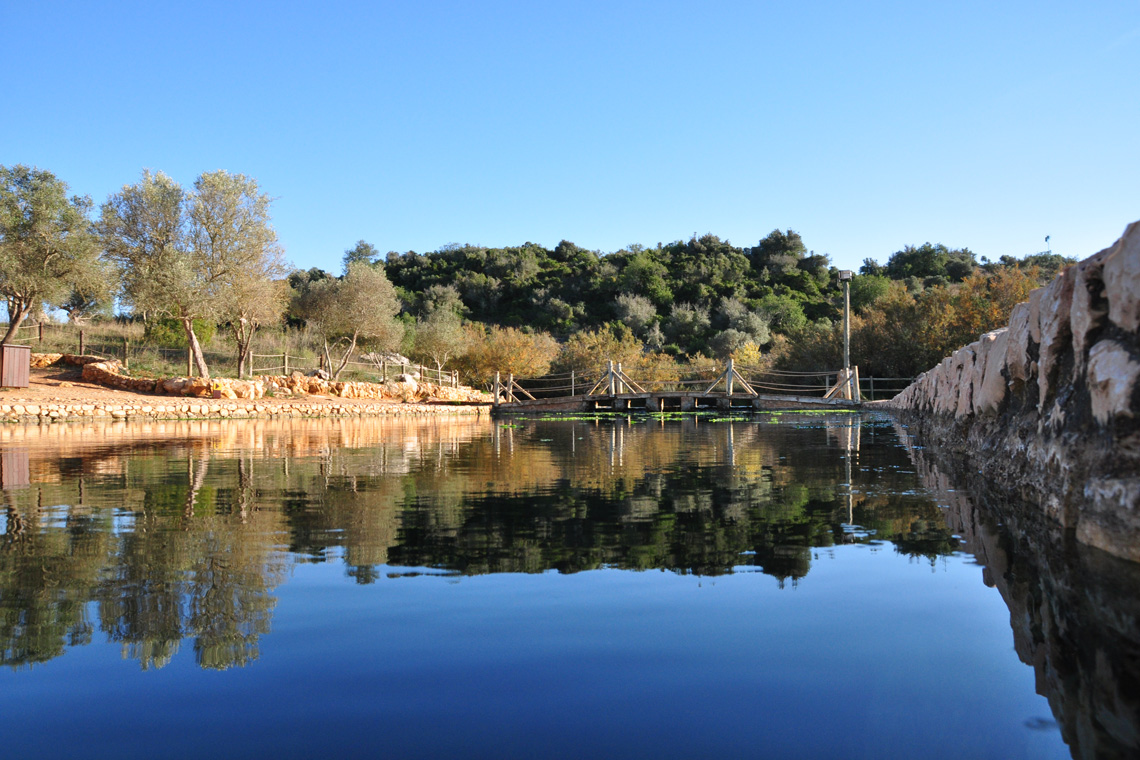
<box><xmin>4</xmin><ymin>321</ymin><xmax>461</xmax><ymax>386</ymax></box>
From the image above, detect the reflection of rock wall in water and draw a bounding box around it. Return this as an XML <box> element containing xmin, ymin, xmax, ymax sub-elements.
<box><xmin>894</xmin><ymin>421</ymin><xmax>1140</xmax><ymax>760</ymax></box>
<box><xmin>884</xmin><ymin>220</ymin><xmax>1140</xmax><ymax>562</ymax></box>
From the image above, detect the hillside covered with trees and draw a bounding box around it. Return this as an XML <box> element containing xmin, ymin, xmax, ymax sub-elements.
<box><xmin>1</xmin><ymin>164</ymin><xmax>1074</xmax><ymax>385</ymax></box>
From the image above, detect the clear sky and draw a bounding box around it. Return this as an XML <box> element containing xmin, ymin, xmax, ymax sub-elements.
<box><xmin>4</xmin><ymin>0</ymin><xmax>1138</xmax><ymax>273</ymax></box>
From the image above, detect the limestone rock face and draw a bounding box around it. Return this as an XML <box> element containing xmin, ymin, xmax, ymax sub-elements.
<box><xmin>1088</xmin><ymin>339</ymin><xmax>1140</xmax><ymax>424</ymax></box>
<box><xmin>975</xmin><ymin>328</ymin><xmax>1009</xmax><ymax>416</ymax></box>
<box><xmin>1104</xmin><ymin>220</ymin><xmax>1140</xmax><ymax>333</ymax></box>
<box><xmin>1037</xmin><ymin>266</ymin><xmax>1076</xmax><ymax>411</ymax></box>
<box><xmin>1071</xmin><ymin>246</ymin><xmax>1111</xmax><ymax>377</ymax></box>
<box><xmin>1005</xmin><ymin>302</ymin><xmax>1034</xmax><ymax>386</ymax></box>
<box><xmin>883</xmin><ymin>218</ymin><xmax>1140</xmax><ymax>562</ymax></box>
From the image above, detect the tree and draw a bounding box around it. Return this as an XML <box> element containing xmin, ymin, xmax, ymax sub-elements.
<box><xmin>0</xmin><ymin>165</ymin><xmax>103</xmax><ymax>345</ymax></box>
<box><xmin>227</xmin><ymin>276</ymin><xmax>288</xmax><ymax>378</ymax></box>
<box><xmin>752</xmin><ymin>229</ymin><xmax>806</xmax><ymax>275</ymax></box>
<box><xmin>412</xmin><ymin>306</ymin><xmax>468</xmax><ymax>373</ymax></box>
<box><xmin>298</xmin><ymin>263</ymin><xmax>401</xmax><ymax>380</ymax></box>
<box><xmin>453</xmin><ymin>324</ymin><xmax>559</xmax><ymax>385</ymax></box>
<box><xmin>884</xmin><ymin>242</ymin><xmax>976</xmax><ymax>283</ymax></box>
<box><xmin>191</xmin><ymin>171</ymin><xmax>288</xmax><ymax>378</ymax></box>
<box><xmin>101</xmin><ymin>170</ymin><xmax>285</xmax><ymax>379</ymax></box>
<box><xmin>342</xmin><ymin>240</ymin><xmax>380</xmax><ymax>273</ymax></box>
<box><xmin>613</xmin><ymin>293</ymin><xmax>657</xmax><ymax>337</ymax></box>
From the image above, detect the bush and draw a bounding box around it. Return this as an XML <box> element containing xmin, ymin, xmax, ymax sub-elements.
<box><xmin>143</xmin><ymin>318</ymin><xmax>216</xmax><ymax>347</ymax></box>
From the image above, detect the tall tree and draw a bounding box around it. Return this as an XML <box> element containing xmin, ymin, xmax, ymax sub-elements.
<box><xmin>102</xmin><ymin>170</ymin><xmax>285</xmax><ymax>378</ymax></box>
<box><xmin>190</xmin><ymin>171</ymin><xmax>288</xmax><ymax>378</ymax></box>
<box><xmin>298</xmin><ymin>263</ymin><xmax>401</xmax><ymax>380</ymax></box>
<box><xmin>342</xmin><ymin>240</ymin><xmax>380</xmax><ymax>273</ymax></box>
<box><xmin>0</xmin><ymin>165</ymin><xmax>103</xmax><ymax>345</ymax></box>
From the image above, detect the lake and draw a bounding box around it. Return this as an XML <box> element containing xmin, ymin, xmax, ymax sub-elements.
<box><xmin>0</xmin><ymin>412</ymin><xmax>1134</xmax><ymax>758</ymax></box>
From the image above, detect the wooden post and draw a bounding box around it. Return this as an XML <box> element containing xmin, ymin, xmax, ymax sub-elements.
<box><xmin>187</xmin><ymin>348</ymin><xmax>193</xmax><ymax>378</ymax></box>
<box><xmin>852</xmin><ymin>365</ymin><xmax>861</xmax><ymax>402</ymax></box>
<box><xmin>607</xmin><ymin>361</ymin><xmax>615</xmax><ymax>396</ymax></box>
<box><xmin>319</xmin><ymin>353</ymin><xmax>325</xmax><ymax>372</ymax></box>
<box><xmin>616</xmin><ymin>362</ymin><xmax>624</xmax><ymax>395</ymax></box>
<box><xmin>38</xmin><ymin>323</ymin><xmax>43</xmax><ymax>343</ymax></box>
<box><xmin>453</xmin><ymin>370</ymin><xmax>458</xmax><ymax>388</ymax></box>
<box><xmin>507</xmin><ymin>373</ymin><xmax>514</xmax><ymax>403</ymax></box>
<box><xmin>726</xmin><ymin>358</ymin><xmax>734</xmax><ymax>396</ymax></box>
<box><xmin>78</xmin><ymin>329</ymin><xmax>84</xmax><ymax>355</ymax></box>
<box><xmin>571</xmin><ymin>370</ymin><xmax>575</xmax><ymax>397</ymax></box>
<box><xmin>494</xmin><ymin>371</ymin><xmax>501</xmax><ymax>405</ymax></box>
<box><xmin>283</xmin><ymin>353</ymin><xmax>289</xmax><ymax>375</ymax></box>
<box><xmin>123</xmin><ymin>338</ymin><xmax>129</xmax><ymax>372</ymax></box>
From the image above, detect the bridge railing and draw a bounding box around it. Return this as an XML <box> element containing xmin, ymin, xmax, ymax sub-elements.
<box><xmin>496</xmin><ymin>360</ymin><xmax>873</xmax><ymax>403</ymax></box>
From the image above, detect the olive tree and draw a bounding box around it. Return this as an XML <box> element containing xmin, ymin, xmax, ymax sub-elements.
<box><xmin>298</xmin><ymin>263</ymin><xmax>401</xmax><ymax>380</ymax></box>
<box><xmin>0</xmin><ymin>165</ymin><xmax>103</xmax><ymax>345</ymax></box>
<box><xmin>101</xmin><ymin>170</ymin><xmax>285</xmax><ymax>378</ymax></box>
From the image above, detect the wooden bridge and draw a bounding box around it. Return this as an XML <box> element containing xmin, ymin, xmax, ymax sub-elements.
<box><xmin>492</xmin><ymin>359</ymin><xmax>872</xmax><ymax>414</ymax></box>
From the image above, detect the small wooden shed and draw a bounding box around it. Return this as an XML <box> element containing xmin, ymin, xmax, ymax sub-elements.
<box><xmin>0</xmin><ymin>344</ymin><xmax>31</xmax><ymax>388</ymax></box>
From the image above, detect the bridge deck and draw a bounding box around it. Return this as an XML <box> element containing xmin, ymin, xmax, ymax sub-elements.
<box><xmin>493</xmin><ymin>391</ymin><xmax>861</xmax><ymax>414</ymax></box>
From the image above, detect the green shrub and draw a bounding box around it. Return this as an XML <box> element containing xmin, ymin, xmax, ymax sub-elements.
<box><xmin>143</xmin><ymin>318</ymin><xmax>216</xmax><ymax>347</ymax></box>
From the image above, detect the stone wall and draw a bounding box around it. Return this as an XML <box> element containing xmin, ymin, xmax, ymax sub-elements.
<box><xmin>883</xmin><ymin>220</ymin><xmax>1140</xmax><ymax>561</ymax></box>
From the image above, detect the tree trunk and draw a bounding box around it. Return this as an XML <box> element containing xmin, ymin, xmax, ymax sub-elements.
<box><xmin>182</xmin><ymin>317</ymin><xmax>210</xmax><ymax>379</ymax></box>
<box><xmin>332</xmin><ymin>333</ymin><xmax>359</xmax><ymax>381</ymax></box>
<box><xmin>232</xmin><ymin>319</ymin><xmax>255</xmax><ymax>378</ymax></box>
<box><xmin>0</xmin><ymin>300</ymin><xmax>30</xmax><ymax>346</ymax></box>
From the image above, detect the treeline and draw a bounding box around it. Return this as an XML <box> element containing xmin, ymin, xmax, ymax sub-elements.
<box><xmin>1</xmin><ymin>164</ymin><xmax>1075</xmax><ymax>383</ymax></box>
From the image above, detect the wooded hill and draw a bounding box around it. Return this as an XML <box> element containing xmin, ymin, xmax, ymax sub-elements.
<box><xmin>1</xmin><ymin>164</ymin><xmax>1074</xmax><ymax>384</ymax></box>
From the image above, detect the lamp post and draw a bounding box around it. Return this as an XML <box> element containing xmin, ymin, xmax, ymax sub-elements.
<box><xmin>839</xmin><ymin>270</ymin><xmax>853</xmax><ymax>375</ymax></box>
<box><xmin>834</xmin><ymin>270</ymin><xmax>852</xmax><ymax>398</ymax></box>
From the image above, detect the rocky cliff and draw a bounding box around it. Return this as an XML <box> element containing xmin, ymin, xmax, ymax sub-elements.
<box><xmin>883</xmin><ymin>220</ymin><xmax>1140</xmax><ymax>561</ymax></box>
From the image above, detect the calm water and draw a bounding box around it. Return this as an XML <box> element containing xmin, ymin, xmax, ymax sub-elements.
<box><xmin>0</xmin><ymin>412</ymin><xmax>1133</xmax><ymax>758</ymax></box>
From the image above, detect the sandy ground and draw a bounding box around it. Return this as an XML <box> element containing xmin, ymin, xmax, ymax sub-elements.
<box><xmin>0</xmin><ymin>366</ymin><xmax>421</xmax><ymax>409</ymax></box>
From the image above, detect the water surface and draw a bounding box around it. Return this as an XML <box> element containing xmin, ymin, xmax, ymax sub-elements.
<box><xmin>0</xmin><ymin>413</ymin><xmax>1114</xmax><ymax>758</ymax></box>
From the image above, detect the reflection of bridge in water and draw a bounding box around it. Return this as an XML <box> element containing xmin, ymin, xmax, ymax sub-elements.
<box><xmin>492</xmin><ymin>359</ymin><xmax>868</xmax><ymax>414</ymax></box>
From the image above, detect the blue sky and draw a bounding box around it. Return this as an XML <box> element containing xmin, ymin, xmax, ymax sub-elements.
<box><xmin>3</xmin><ymin>1</ymin><xmax>1138</xmax><ymax>273</ymax></box>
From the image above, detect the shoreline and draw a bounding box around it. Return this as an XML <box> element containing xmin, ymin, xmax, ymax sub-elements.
<box><xmin>0</xmin><ymin>395</ymin><xmax>489</xmax><ymax>424</ymax></box>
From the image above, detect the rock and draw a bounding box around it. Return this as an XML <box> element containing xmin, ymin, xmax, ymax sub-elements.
<box><xmin>1087</xmin><ymin>339</ymin><xmax>1140</xmax><ymax>423</ymax></box>
<box><xmin>1104</xmin><ymin>220</ymin><xmax>1140</xmax><ymax>333</ymax></box>
<box><xmin>1070</xmin><ymin>246</ymin><xmax>1111</xmax><ymax>377</ymax></box>
<box><xmin>1037</xmin><ymin>267</ymin><xmax>1076</xmax><ymax>411</ymax></box>
<box><xmin>975</xmin><ymin>328</ymin><xmax>1010</xmax><ymax>416</ymax></box>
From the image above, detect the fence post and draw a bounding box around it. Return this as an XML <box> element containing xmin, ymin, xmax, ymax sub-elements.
<box><xmin>869</xmin><ymin>376</ymin><xmax>875</xmax><ymax>401</ymax></box>
<box><xmin>453</xmin><ymin>370</ymin><xmax>458</xmax><ymax>388</ymax></box>
<box><xmin>571</xmin><ymin>370</ymin><xmax>575</xmax><ymax>397</ymax></box>
<box><xmin>507</xmin><ymin>373</ymin><xmax>514</xmax><ymax>403</ymax></box>
<box><xmin>123</xmin><ymin>338</ymin><xmax>129</xmax><ymax>372</ymax></box>
<box><xmin>187</xmin><ymin>348</ymin><xmax>193</xmax><ymax>378</ymax></box>
<box><xmin>607</xmin><ymin>361</ymin><xmax>615</xmax><ymax>396</ymax></box>
<box><xmin>726</xmin><ymin>358</ymin><xmax>734</xmax><ymax>396</ymax></box>
<box><xmin>38</xmin><ymin>323</ymin><xmax>43</xmax><ymax>343</ymax></box>
<box><xmin>283</xmin><ymin>353</ymin><xmax>289</xmax><ymax>375</ymax></box>
<box><xmin>494</xmin><ymin>371</ymin><xmax>501</xmax><ymax>405</ymax></box>
<box><xmin>381</xmin><ymin>361</ymin><xmax>386</xmax><ymax>382</ymax></box>
<box><xmin>79</xmin><ymin>329</ymin><xmax>84</xmax><ymax>356</ymax></box>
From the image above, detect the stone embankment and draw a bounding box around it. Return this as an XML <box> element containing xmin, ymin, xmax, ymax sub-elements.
<box><xmin>6</xmin><ymin>354</ymin><xmax>490</xmax><ymax>424</ymax></box>
<box><xmin>883</xmin><ymin>220</ymin><xmax>1140</xmax><ymax>561</ymax></box>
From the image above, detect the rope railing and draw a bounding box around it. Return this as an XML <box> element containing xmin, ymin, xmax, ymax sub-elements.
<box><xmin>495</xmin><ymin>359</ymin><xmax>880</xmax><ymax>403</ymax></box>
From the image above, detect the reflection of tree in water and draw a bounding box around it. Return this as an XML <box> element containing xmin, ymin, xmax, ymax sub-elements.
<box><xmin>0</xmin><ymin>487</ymin><xmax>108</xmax><ymax>666</ymax></box>
<box><xmin>2</xmin><ymin>450</ymin><xmax>285</xmax><ymax>671</ymax></box>
<box><xmin>1</xmin><ymin>415</ymin><xmax>958</xmax><ymax>669</ymax></box>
